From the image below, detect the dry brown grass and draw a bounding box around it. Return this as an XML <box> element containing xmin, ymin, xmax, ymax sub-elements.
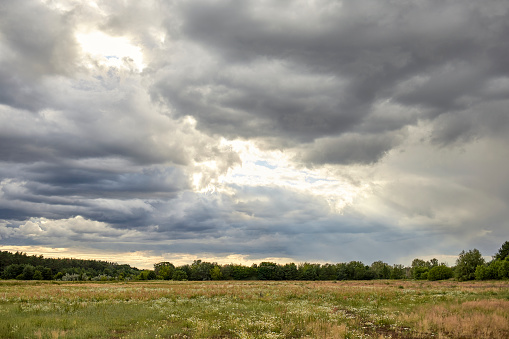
<box><xmin>304</xmin><ymin>321</ymin><xmax>348</xmax><ymax>338</ymax></box>
<box><xmin>403</xmin><ymin>299</ymin><xmax>509</xmax><ymax>338</ymax></box>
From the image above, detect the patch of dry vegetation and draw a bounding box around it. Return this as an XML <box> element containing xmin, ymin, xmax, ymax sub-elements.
<box><xmin>404</xmin><ymin>299</ymin><xmax>509</xmax><ymax>338</ymax></box>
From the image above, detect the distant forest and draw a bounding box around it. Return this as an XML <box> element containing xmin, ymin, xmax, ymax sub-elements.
<box><xmin>1</xmin><ymin>241</ymin><xmax>508</xmax><ymax>282</ymax></box>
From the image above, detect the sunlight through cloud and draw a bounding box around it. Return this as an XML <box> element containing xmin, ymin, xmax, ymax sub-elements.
<box><xmin>76</xmin><ymin>31</ymin><xmax>145</xmax><ymax>71</ymax></box>
<box><xmin>217</xmin><ymin>139</ymin><xmax>364</xmax><ymax>213</ymax></box>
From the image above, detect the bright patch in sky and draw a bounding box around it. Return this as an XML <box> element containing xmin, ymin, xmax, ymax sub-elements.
<box><xmin>218</xmin><ymin>140</ymin><xmax>363</xmax><ymax>212</ymax></box>
<box><xmin>76</xmin><ymin>31</ymin><xmax>145</xmax><ymax>71</ymax></box>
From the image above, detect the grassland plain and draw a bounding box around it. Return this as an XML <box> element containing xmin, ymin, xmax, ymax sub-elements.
<box><xmin>0</xmin><ymin>280</ymin><xmax>508</xmax><ymax>339</ymax></box>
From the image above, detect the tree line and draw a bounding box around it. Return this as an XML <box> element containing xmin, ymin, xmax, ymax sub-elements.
<box><xmin>2</xmin><ymin>241</ymin><xmax>508</xmax><ymax>282</ymax></box>
<box><xmin>0</xmin><ymin>251</ymin><xmax>140</xmax><ymax>281</ymax></box>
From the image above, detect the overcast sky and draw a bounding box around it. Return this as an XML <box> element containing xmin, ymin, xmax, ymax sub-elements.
<box><xmin>1</xmin><ymin>0</ymin><xmax>508</xmax><ymax>269</ymax></box>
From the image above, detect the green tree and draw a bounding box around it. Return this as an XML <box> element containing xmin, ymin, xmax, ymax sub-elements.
<box><xmin>494</xmin><ymin>241</ymin><xmax>509</xmax><ymax>261</ymax></box>
<box><xmin>227</xmin><ymin>264</ymin><xmax>255</xmax><ymax>280</ymax></box>
<box><xmin>154</xmin><ymin>262</ymin><xmax>175</xmax><ymax>280</ymax></box>
<box><xmin>410</xmin><ymin>259</ymin><xmax>430</xmax><ymax>280</ymax></box>
<box><xmin>455</xmin><ymin>249</ymin><xmax>485</xmax><ymax>281</ymax></box>
<box><xmin>282</xmin><ymin>263</ymin><xmax>299</xmax><ymax>280</ymax></box>
<box><xmin>22</xmin><ymin>265</ymin><xmax>35</xmax><ymax>280</ymax></box>
<box><xmin>219</xmin><ymin>264</ymin><xmax>233</xmax><ymax>280</ymax></box>
<box><xmin>172</xmin><ymin>269</ymin><xmax>188</xmax><ymax>281</ymax></box>
<box><xmin>370</xmin><ymin>261</ymin><xmax>392</xmax><ymax>279</ymax></box>
<box><xmin>42</xmin><ymin>267</ymin><xmax>53</xmax><ymax>280</ymax></box>
<box><xmin>33</xmin><ymin>270</ymin><xmax>44</xmax><ymax>280</ymax></box>
<box><xmin>343</xmin><ymin>261</ymin><xmax>374</xmax><ymax>280</ymax></box>
<box><xmin>488</xmin><ymin>260</ymin><xmax>503</xmax><ymax>279</ymax></box>
<box><xmin>2</xmin><ymin>264</ymin><xmax>24</xmax><ymax>279</ymax></box>
<box><xmin>475</xmin><ymin>264</ymin><xmax>490</xmax><ymax>280</ymax></box>
<box><xmin>210</xmin><ymin>266</ymin><xmax>222</xmax><ymax>280</ymax></box>
<box><xmin>429</xmin><ymin>258</ymin><xmax>439</xmax><ymax>267</ymax></box>
<box><xmin>499</xmin><ymin>258</ymin><xmax>509</xmax><ymax>279</ymax></box>
<box><xmin>157</xmin><ymin>265</ymin><xmax>173</xmax><ymax>280</ymax></box>
<box><xmin>390</xmin><ymin>264</ymin><xmax>406</xmax><ymax>279</ymax></box>
<box><xmin>318</xmin><ymin>263</ymin><xmax>337</xmax><ymax>280</ymax></box>
<box><xmin>138</xmin><ymin>270</ymin><xmax>150</xmax><ymax>280</ymax></box>
<box><xmin>336</xmin><ymin>263</ymin><xmax>348</xmax><ymax>280</ymax></box>
<box><xmin>298</xmin><ymin>263</ymin><xmax>319</xmax><ymax>280</ymax></box>
<box><xmin>427</xmin><ymin>265</ymin><xmax>453</xmax><ymax>281</ymax></box>
<box><xmin>257</xmin><ymin>262</ymin><xmax>281</xmax><ymax>280</ymax></box>
<box><xmin>190</xmin><ymin>260</ymin><xmax>215</xmax><ymax>281</ymax></box>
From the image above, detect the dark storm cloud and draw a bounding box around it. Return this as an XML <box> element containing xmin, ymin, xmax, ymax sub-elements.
<box><xmin>299</xmin><ymin>132</ymin><xmax>402</xmax><ymax>165</ymax></box>
<box><xmin>0</xmin><ymin>1</ymin><xmax>79</xmax><ymax>111</ymax></box>
<box><xmin>24</xmin><ymin>163</ymin><xmax>188</xmax><ymax>198</ymax></box>
<box><xmin>151</xmin><ymin>0</ymin><xmax>509</xmax><ymax>160</ymax></box>
<box><xmin>153</xmin><ymin>58</ymin><xmax>366</xmax><ymax>142</ymax></box>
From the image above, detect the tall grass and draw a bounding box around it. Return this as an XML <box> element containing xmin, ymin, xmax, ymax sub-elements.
<box><xmin>0</xmin><ymin>280</ymin><xmax>507</xmax><ymax>338</ymax></box>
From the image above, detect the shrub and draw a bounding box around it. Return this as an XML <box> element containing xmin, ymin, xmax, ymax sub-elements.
<box><xmin>42</xmin><ymin>268</ymin><xmax>53</xmax><ymax>280</ymax></box>
<box><xmin>475</xmin><ymin>265</ymin><xmax>490</xmax><ymax>280</ymax></box>
<box><xmin>91</xmin><ymin>274</ymin><xmax>112</xmax><ymax>281</ymax></box>
<box><xmin>62</xmin><ymin>273</ymin><xmax>81</xmax><ymax>281</ymax></box>
<box><xmin>499</xmin><ymin>259</ymin><xmax>509</xmax><ymax>279</ymax></box>
<box><xmin>22</xmin><ymin>265</ymin><xmax>35</xmax><ymax>280</ymax></box>
<box><xmin>2</xmin><ymin>264</ymin><xmax>24</xmax><ymax>279</ymax></box>
<box><xmin>428</xmin><ymin>265</ymin><xmax>453</xmax><ymax>281</ymax></box>
<box><xmin>33</xmin><ymin>270</ymin><xmax>43</xmax><ymax>280</ymax></box>
<box><xmin>172</xmin><ymin>269</ymin><xmax>188</xmax><ymax>281</ymax></box>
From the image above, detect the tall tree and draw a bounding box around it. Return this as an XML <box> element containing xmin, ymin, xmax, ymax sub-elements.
<box><xmin>370</xmin><ymin>261</ymin><xmax>392</xmax><ymax>279</ymax></box>
<box><xmin>210</xmin><ymin>266</ymin><xmax>222</xmax><ymax>280</ymax></box>
<box><xmin>410</xmin><ymin>259</ymin><xmax>430</xmax><ymax>280</ymax></box>
<box><xmin>494</xmin><ymin>241</ymin><xmax>509</xmax><ymax>261</ymax></box>
<box><xmin>455</xmin><ymin>249</ymin><xmax>485</xmax><ymax>281</ymax></box>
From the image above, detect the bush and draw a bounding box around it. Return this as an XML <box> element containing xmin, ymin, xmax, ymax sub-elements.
<box><xmin>2</xmin><ymin>264</ymin><xmax>24</xmax><ymax>279</ymax></box>
<box><xmin>42</xmin><ymin>268</ymin><xmax>53</xmax><ymax>280</ymax></box>
<box><xmin>428</xmin><ymin>265</ymin><xmax>453</xmax><ymax>281</ymax></box>
<box><xmin>475</xmin><ymin>265</ymin><xmax>490</xmax><ymax>280</ymax></box>
<box><xmin>172</xmin><ymin>269</ymin><xmax>188</xmax><ymax>281</ymax></box>
<box><xmin>91</xmin><ymin>274</ymin><xmax>112</xmax><ymax>281</ymax></box>
<box><xmin>62</xmin><ymin>273</ymin><xmax>81</xmax><ymax>281</ymax></box>
<box><xmin>33</xmin><ymin>270</ymin><xmax>43</xmax><ymax>280</ymax></box>
<box><xmin>147</xmin><ymin>270</ymin><xmax>157</xmax><ymax>280</ymax></box>
<box><xmin>22</xmin><ymin>265</ymin><xmax>35</xmax><ymax>280</ymax></box>
<box><xmin>499</xmin><ymin>259</ymin><xmax>509</xmax><ymax>279</ymax></box>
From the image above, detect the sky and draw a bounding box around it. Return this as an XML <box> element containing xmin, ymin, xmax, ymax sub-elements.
<box><xmin>1</xmin><ymin>0</ymin><xmax>508</xmax><ymax>269</ymax></box>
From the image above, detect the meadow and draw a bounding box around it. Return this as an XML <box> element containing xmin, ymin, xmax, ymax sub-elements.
<box><xmin>0</xmin><ymin>280</ymin><xmax>508</xmax><ymax>339</ymax></box>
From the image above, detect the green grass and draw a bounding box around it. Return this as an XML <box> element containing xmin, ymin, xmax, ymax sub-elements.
<box><xmin>0</xmin><ymin>280</ymin><xmax>508</xmax><ymax>338</ymax></box>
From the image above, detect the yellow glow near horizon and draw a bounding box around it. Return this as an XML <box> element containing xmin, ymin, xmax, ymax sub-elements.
<box><xmin>0</xmin><ymin>245</ymin><xmax>296</xmax><ymax>270</ymax></box>
<box><xmin>76</xmin><ymin>31</ymin><xmax>145</xmax><ymax>71</ymax></box>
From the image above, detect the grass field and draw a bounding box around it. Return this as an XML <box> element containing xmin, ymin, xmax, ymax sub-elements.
<box><xmin>0</xmin><ymin>280</ymin><xmax>508</xmax><ymax>338</ymax></box>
